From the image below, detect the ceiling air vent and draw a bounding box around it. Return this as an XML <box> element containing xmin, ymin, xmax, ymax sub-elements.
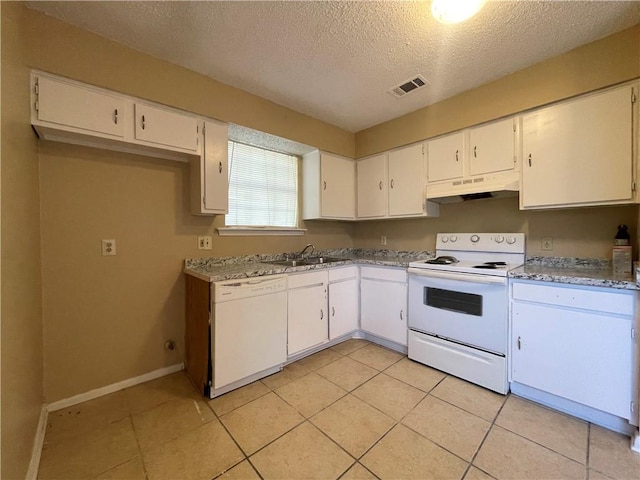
<box><xmin>388</xmin><ymin>75</ymin><xmax>429</xmax><ymax>98</ymax></box>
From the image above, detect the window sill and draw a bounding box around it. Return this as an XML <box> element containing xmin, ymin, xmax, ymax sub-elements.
<box><xmin>217</xmin><ymin>227</ymin><xmax>307</xmax><ymax>237</ymax></box>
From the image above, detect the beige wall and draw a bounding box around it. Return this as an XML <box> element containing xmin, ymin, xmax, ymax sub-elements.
<box><xmin>1</xmin><ymin>3</ymin><xmax>44</xmax><ymax>479</ymax></box>
<box><xmin>353</xmin><ymin>197</ymin><xmax>638</xmax><ymax>259</ymax></box>
<box><xmin>353</xmin><ymin>25</ymin><xmax>640</xmax><ymax>257</ymax></box>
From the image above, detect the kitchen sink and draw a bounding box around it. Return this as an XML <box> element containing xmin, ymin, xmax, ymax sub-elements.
<box><xmin>304</xmin><ymin>256</ymin><xmax>343</xmax><ymax>264</ymax></box>
<box><xmin>266</xmin><ymin>259</ymin><xmax>309</xmax><ymax>267</ymax></box>
<box><xmin>265</xmin><ymin>256</ymin><xmax>344</xmax><ymax>267</ymax></box>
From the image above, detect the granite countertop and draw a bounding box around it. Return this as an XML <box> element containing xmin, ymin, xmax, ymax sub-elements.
<box><xmin>509</xmin><ymin>256</ymin><xmax>638</xmax><ymax>290</ymax></box>
<box><xmin>184</xmin><ymin>248</ymin><xmax>434</xmax><ymax>283</ymax></box>
<box><xmin>185</xmin><ymin>250</ymin><xmax>640</xmax><ymax>291</ymax></box>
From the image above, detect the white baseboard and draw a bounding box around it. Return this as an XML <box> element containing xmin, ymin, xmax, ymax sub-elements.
<box><xmin>26</xmin><ymin>405</ymin><xmax>48</xmax><ymax>480</ymax></box>
<box><xmin>47</xmin><ymin>363</ymin><xmax>184</xmax><ymax>412</ymax></box>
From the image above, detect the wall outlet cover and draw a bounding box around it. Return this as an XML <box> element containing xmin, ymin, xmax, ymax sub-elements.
<box><xmin>102</xmin><ymin>239</ymin><xmax>116</xmax><ymax>256</ymax></box>
<box><xmin>541</xmin><ymin>237</ymin><xmax>553</xmax><ymax>251</ymax></box>
<box><xmin>198</xmin><ymin>236</ymin><xmax>213</xmax><ymax>250</ymax></box>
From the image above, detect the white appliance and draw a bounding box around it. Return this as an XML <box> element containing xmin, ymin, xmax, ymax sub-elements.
<box><xmin>210</xmin><ymin>275</ymin><xmax>288</xmax><ymax>398</ymax></box>
<box><xmin>407</xmin><ymin>233</ymin><xmax>525</xmax><ymax>394</ymax></box>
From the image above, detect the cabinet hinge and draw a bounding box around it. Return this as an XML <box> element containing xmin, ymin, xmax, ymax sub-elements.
<box><xmin>632</xmin><ymin>327</ymin><xmax>636</xmax><ymax>340</ymax></box>
<box><xmin>632</xmin><ymin>91</ymin><xmax>637</xmax><ymax>104</ymax></box>
<box><xmin>632</xmin><ymin>401</ymin><xmax>636</xmax><ymax>414</ymax></box>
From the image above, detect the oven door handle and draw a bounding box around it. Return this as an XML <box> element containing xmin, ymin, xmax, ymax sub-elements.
<box><xmin>408</xmin><ymin>268</ymin><xmax>507</xmax><ymax>285</ymax></box>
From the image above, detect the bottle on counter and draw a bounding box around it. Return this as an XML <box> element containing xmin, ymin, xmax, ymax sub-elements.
<box><xmin>612</xmin><ymin>224</ymin><xmax>632</xmax><ymax>275</ymax></box>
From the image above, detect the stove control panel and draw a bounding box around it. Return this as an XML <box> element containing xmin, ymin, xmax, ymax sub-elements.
<box><xmin>436</xmin><ymin>233</ymin><xmax>525</xmax><ymax>253</ymax></box>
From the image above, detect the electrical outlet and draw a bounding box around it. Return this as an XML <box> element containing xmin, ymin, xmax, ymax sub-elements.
<box><xmin>381</xmin><ymin>236</ymin><xmax>387</xmax><ymax>246</ymax></box>
<box><xmin>198</xmin><ymin>236</ymin><xmax>212</xmax><ymax>250</ymax></box>
<box><xmin>101</xmin><ymin>239</ymin><xmax>116</xmax><ymax>256</ymax></box>
<box><xmin>541</xmin><ymin>237</ymin><xmax>553</xmax><ymax>251</ymax></box>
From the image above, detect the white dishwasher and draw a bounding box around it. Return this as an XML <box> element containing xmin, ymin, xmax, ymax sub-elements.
<box><xmin>211</xmin><ymin>275</ymin><xmax>288</xmax><ymax>398</ymax></box>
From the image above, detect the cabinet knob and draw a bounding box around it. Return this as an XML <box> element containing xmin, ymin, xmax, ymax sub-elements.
<box><xmin>517</xmin><ymin>336</ymin><xmax>521</xmax><ymax>350</ymax></box>
<box><xmin>390</xmin><ymin>179</ymin><xmax>395</xmax><ymax>189</ymax></box>
<box><xmin>323</xmin><ymin>181</ymin><xmax>327</xmax><ymax>190</ymax></box>
<box><xmin>400</xmin><ymin>309</ymin><xmax>403</xmax><ymax>320</ymax></box>
<box><xmin>455</xmin><ymin>150</ymin><xmax>459</xmax><ymax>161</ymax></box>
<box><xmin>379</xmin><ymin>181</ymin><xmax>383</xmax><ymax>190</ymax></box>
<box><xmin>218</xmin><ymin>161</ymin><xmax>223</xmax><ymax>174</ymax></box>
<box><xmin>320</xmin><ymin>309</ymin><xmax>324</xmax><ymax>320</ymax></box>
<box><xmin>473</xmin><ymin>146</ymin><xmax>477</xmax><ymax>158</ymax></box>
<box><xmin>332</xmin><ymin>306</ymin><xmax>335</xmax><ymax>317</ymax></box>
<box><xmin>528</xmin><ymin>154</ymin><xmax>532</xmax><ymax>167</ymax></box>
<box><xmin>113</xmin><ymin>109</ymin><xmax>118</xmax><ymax>125</ymax></box>
<box><xmin>141</xmin><ymin>114</ymin><xmax>146</xmax><ymax>130</ymax></box>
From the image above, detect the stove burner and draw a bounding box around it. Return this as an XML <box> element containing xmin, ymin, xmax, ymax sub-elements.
<box><xmin>426</xmin><ymin>256</ymin><xmax>459</xmax><ymax>265</ymax></box>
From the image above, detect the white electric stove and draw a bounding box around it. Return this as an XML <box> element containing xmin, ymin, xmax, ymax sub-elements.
<box><xmin>407</xmin><ymin>233</ymin><xmax>525</xmax><ymax>394</ymax></box>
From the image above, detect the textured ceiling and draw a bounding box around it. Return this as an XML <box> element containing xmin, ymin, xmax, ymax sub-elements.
<box><xmin>26</xmin><ymin>1</ymin><xmax>640</xmax><ymax>133</ymax></box>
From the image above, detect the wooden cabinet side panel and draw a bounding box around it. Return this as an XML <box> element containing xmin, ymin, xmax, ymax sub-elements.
<box><xmin>185</xmin><ymin>275</ymin><xmax>211</xmax><ymax>396</ymax></box>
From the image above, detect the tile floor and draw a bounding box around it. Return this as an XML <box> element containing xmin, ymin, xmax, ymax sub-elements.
<box><xmin>38</xmin><ymin>339</ymin><xmax>640</xmax><ymax>480</ymax></box>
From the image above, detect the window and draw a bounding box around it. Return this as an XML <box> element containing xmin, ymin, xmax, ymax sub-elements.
<box><xmin>226</xmin><ymin>141</ymin><xmax>298</xmax><ymax>228</ymax></box>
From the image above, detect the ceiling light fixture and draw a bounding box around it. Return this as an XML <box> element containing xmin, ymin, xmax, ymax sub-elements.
<box><xmin>431</xmin><ymin>0</ymin><xmax>485</xmax><ymax>24</ymax></box>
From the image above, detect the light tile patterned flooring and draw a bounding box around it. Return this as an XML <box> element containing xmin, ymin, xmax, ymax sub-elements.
<box><xmin>39</xmin><ymin>339</ymin><xmax>640</xmax><ymax>480</ymax></box>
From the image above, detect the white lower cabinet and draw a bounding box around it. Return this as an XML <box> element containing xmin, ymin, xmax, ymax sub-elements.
<box><xmin>510</xmin><ymin>281</ymin><xmax>637</xmax><ymax>422</ymax></box>
<box><xmin>328</xmin><ymin>267</ymin><xmax>359</xmax><ymax>339</ymax></box>
<box><xmin>287</xmin><ymin>271</ymin><xmax>329</xmax><ymax>356</ymax></box>
<box><xmin>360</xmin><ymin>266</ymin><xmax>408</xmax><ymax>346</ymax></box>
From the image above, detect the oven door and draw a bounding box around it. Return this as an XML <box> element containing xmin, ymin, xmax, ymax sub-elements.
<box><xmin>407</xmin><ymin>268</ymin><xmax>508</xmax><ymax>355</ymax></box>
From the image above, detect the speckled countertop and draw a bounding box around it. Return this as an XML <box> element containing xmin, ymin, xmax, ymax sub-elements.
<box><xmin>509</xmin><ymin>256</ymin><xmax>638</xmax><ymax>290</ymax></box>
<box><xmin>185</xmin><ymin>250</ymin><xmax>640</xmax><ymax>290</ymax></box>
<box><xmin>184</xmin><ymin>248</ymin><xmax>434</xmax><ymax>283</ymax></box>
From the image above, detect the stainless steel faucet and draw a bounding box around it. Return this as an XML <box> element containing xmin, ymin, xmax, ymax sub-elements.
<box><xmin>297</xmin><ymin>243</ymin><xmax>315</xmax><ymax>259</ymax></box>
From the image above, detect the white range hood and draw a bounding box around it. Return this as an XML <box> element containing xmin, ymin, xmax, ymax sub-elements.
<box><xmin>426</xmin><ymin>170</ymin><xmax>520</xmax><ymax>204</ymax></box>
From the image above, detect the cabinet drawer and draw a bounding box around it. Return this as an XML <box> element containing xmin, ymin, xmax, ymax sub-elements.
<box><xmin>360</xmin><ymin>266</ymin><xmax>406</xmax><ymax>283</ymax></box>
<box><xmin>512</xmin><ymin>282</ymin><xmax>634</xmax><ymax>316</ymax></box>
<box><xmin>288</xmin><ymin>270</ymin><xmax>328</xmax><ymax>289</ymax></box>
<box><xmin>329</xmin><ymin>266</ymin><xmax>358</xmax><ymax>283</ymax></box>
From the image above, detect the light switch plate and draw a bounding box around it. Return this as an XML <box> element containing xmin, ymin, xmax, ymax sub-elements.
<box><xmin>541</xmin><ymin>237</ymin><xmax>553</xmax><ymax>251</ymax></box>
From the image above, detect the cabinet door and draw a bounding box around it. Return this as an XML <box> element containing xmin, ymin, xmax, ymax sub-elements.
<box><xmin>511</xmin><ymin>301</ymin><xmax>632</xmax><ymax>419</ymax></box>
<box><xmin>288</xmin><ymin>284</ymin><xmax>328</xmax><ymax>355</ymax></box>
<box><xmin>427</xmin><ymin>132</ymin><xmax>464</xmax><ymax>183</ymax></box>
<box><xmin>469</xmin><ymin>118</ymin><xmax>516</xmax><ymax>176</ymax></box>
<box><xmin>329</xmin><ymin>278</ymin><xmax>359</xmax><ymax>340</ymax></box>
<box><xmin>361</xmin><ymin>279</ymin><xmax>407</xmax><ymax>346</ymax></box>
<box><xmin>321</xmin><ymin>153</ymin><xmax>355</xmax><ymax>219</ymax></box>
<box><xmin>134</xmin><ymin>103</ymin><xmax>200</xmax><ymax>153</ymax></box>
<box><xmin>202</xmin><ymin>120</ymin><xmax>228</xmax><ymax>213</ymax></box>
<box><xmin>357</xmin><ymin>154</ymin><xmax>387</xmax><ymax>218</ymax></box>
<box><xmin>36</xmin><ymin>75</ymin><xmax>125</xmax><ymax>138</ymax></box>
<box><xmin>521</xmin><ymin>85</ymin><xmax>634</xmax><ymax>208</ymax></box>
<box><xmin>388</xmin><ymin>144</ymin><xmax>425</xmax><ymax>216</ymax></box>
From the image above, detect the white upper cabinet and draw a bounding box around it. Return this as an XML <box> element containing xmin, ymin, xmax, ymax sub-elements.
<box><xmin>469</xmin><ymin>118</ymin><xmax>516</xmax><ymax>176</ymax></box>
<box><xmin>34</xmin><ymin>75</ymin><xmax>125</xmax><ymax>139</ymax></box>
<box><xmin>357</xmin><ymin>154</ymin><xmax>387</xmax><ymax>218</ymax></box>
<box><xmin>521</xmin><ymin>84</ymin><xmax>637</xmax><ymax>209</ymax></box>
<box><xmin>303</xmin><ymin>151</ymin><xmax>356</xmax><ymax>220</ymax></box>
<box><xmin>357</xmin><ymin>145</ymin><xmax>439</xmax><ymax>220</ymax></box>
<box><xmin>133</xmin><ymin>103</ymin><xmax>200</xmax><ymax>154</ymax></box>
<box><xmin>388</xmin><ymin>143</ymin><xmax>426</xmax><ymax>216</ymax></box>
<box><xmin>191</xmin><ymin>120</ymin><xmax>228</xmax><ymax>215</ymax></box>
<box><xmin>427</xmin><ymin>131</ymin><xmax>464</xmax><ymax>183</ymax></box>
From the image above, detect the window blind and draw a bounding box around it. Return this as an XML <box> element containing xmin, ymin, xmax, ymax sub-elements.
<box><xmin>226</xmin><ymin>141</ymin><xmax>298</xmax><ymax>227</ymax></box>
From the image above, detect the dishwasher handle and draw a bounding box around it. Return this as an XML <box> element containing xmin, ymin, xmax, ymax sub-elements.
<box><xmin>214</xmin><ymin>275</ymin><xmax>287</xmax><ymax>302</ymax></box>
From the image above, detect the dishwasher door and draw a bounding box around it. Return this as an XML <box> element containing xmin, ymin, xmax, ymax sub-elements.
<box><xmin>212</xmin><ymin>275</ymin><xmax>287</xmax><ymax>392</ymax></box>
